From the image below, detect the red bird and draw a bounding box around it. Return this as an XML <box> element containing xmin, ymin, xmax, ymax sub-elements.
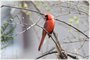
<box><xmin>38</xmin><ymin>13</ymin><xmax>55</xmax><ymax>51</ymax></box>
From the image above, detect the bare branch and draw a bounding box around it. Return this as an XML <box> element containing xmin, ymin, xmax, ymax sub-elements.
<box><xmin>67</xmin><ymin>51</ymin><xmax>87</xmax><ymax>58</ymax></box>
<box><xmin>36</xmin><ymin>51</ymin><xmax>57</xmax><ymax>59</ymax></box>
<box><xmin>44</xmin><ymin>47</ymin><xmax>55</xmax><ymax>54</ymax></box>
<box><xmin>55</xmin><ymin>19</ymin><xmax>89</xmax><ymax>38</ymax></box>
<box><xmin>63</xmin><ymin>39</ymin><xmax>88</xmax><ymax>44</ymax></box>
<box><xmin>83</xmin><ymin>1</ymin><xmax>89</xmax><ymax>6</ymax></box>
<box><xmin>36</xmin><ymin>51</ymin><xmax>78</xmax><ymax>59</ymax></box>
<box><xmin>61</xmin><ymin>5</ymin><xmax>88</xmax><ymax>15</ymax></box>
<box><xmin>14</xmin><ymin>17</ymin><xmax>41</xmax><ymax>36</ymax></box>
<box><xmin>1</xmin><ymin>5</ymin><xmax>44</xmax><ymax>16</ymax></box>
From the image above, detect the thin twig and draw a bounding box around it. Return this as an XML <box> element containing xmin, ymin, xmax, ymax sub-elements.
<box><xmin>31</xmin><ymin>1</ymin><xmax>41</xmax><ymax>13</ymax></box>
<box><xmin>67</xmin><ymin>54</ymin><xmax>78</xmax><ymax>59</ymax></box>
<box><xmin>55</xmin><ymin>19</ymin><xmax>89</xmax><ymax>38</ymax></box>
<box><xmin>1</xmin><ymin>5</ymin><xmax>44</xmax><ymax>16</ymax></box>
<box><xmin>63</xmin><ymin>39</ymin><xmax>88</xmax><ymax>44</ymax></box>
<box><xmin>36</xmin><ymin>51</ymin><xmax>78</xmax><ymax>59</ymax></box>
<box><xmin>14</xmin><ymin>17</ymin><xmax>41</xmax><ymax>36</ymax></box>
<box><xmin>61</xmin><ymin>5</ymin><xmax>88</xmax><ymax>15</ymax></box>
<box><xmin>36</xmin><ymin>51</ymin><xmax>57</xmax><ymax>59</ymax></box>
<box><xmin>44</xmin><ymin>47</ymin><xmax>55</xmax><ymax>54</ymax></box>
<box><xmin>76</xmin><ymin>39</ymin><xmax>86</xmax><ymax>52</ymax></box>
<box><xmin>31</xmin><ymin>1</ymin><xmax>44</xmax><ymax>18</ymax></box>
<box><xmin>66</xmin><ymin>50</ymin><xmax>89</xmax><ymax>58</ymax></box>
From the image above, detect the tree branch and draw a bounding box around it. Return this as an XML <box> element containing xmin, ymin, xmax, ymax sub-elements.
<box><xmin>55</xmin><ymin>19</ymin><xmax>89</xmax><ymax>39</ymax></box>
<box><xmin>1</xmin><ymin>5</ymin><xmax>44</xmax><ymax>16</ymax></box>
<box><xmin>14</xmin><ymin>16</ymin><xmax>41</xmax><ymax>36</ymax></box>
<box><xmin>36</xmin><ymin>51</ymin><xmax>78</xmax><ymax>59</ymax></box>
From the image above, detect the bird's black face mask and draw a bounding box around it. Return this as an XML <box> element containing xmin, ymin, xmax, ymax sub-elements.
<box><xmin>45</xmin><ymin>15</ymin><xmax>48</xmax><ymax>21</ymax></box>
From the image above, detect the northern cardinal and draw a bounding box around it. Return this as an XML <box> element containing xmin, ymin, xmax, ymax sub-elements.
<box><xmin>38</xmin><ymin>13</ymin><xmax>55</xmax><ymax>51</ymax></box>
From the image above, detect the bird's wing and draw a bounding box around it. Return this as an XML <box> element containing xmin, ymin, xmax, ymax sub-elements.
<box><xmin>42</xmin><ymin>21</ymin><xmax>48</xmax><ymax>35</ymax></box>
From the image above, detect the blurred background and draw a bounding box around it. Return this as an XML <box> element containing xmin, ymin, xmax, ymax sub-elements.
<box><xmin>1</xmin><ymin>1</ymin><xmax>89</xmax><ymax>59</ymax></box>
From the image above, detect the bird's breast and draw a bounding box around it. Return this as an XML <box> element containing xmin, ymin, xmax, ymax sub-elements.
<box><xmin>46</xmin><ymin>19</ymin><xmax>55</xmax><ymax>33</ymax></box>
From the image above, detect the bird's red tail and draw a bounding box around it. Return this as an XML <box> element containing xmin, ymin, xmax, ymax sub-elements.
<box><xmin>38</xmin><ymin>33</ymin><xmax>46</xmax><ymax>51</ymax></box>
